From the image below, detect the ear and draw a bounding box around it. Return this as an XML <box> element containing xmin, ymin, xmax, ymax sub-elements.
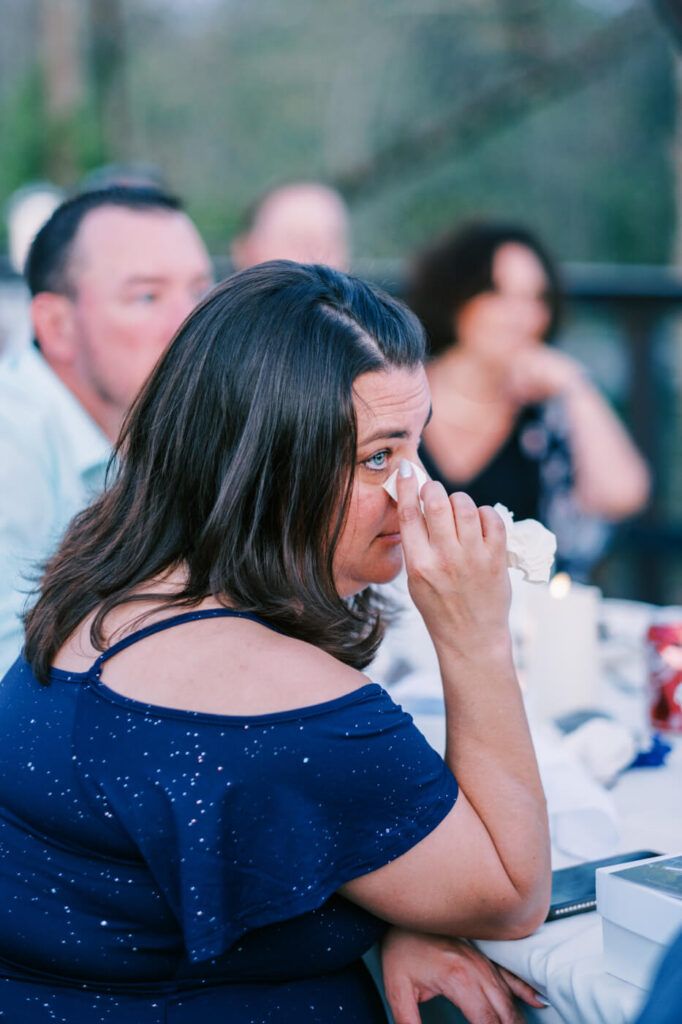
<box><xmin>30</xmin><ymin>292</ymin><xmax>78</xmax><ymax>365</ymax></box>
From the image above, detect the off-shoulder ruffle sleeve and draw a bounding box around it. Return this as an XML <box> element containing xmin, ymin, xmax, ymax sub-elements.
<box><xmin>77</xmin><ymin>683</ymin><xmax>457</xmax><ymax>963</ymax></box>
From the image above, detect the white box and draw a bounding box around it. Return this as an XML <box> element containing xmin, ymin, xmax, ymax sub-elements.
<box><xmin>596</xmin><ymin>853</ymin><xmax>682</xmax><ymax>990</ymax></box>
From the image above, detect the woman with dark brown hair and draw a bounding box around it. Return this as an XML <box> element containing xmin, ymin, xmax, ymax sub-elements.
<box><xmin>408</xmin><ymin>221</ymin><xmax>650</xmax><ymax>579</ymax></box>
<box><xmin>0</xmin><ymin>261</ymin><xmax>549</xmax><ymax>1022</ymax></box>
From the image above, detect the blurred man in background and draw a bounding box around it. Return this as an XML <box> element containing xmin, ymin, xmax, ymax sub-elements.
<box><xmin>0</xmin><ymin>186</ymin><xmax>213</xmax><ymax>674</ymax></box>
<box><xmin>231</xmin><ymin>181</ymin><xmax>350</xmax><ymax>271</ymax></box>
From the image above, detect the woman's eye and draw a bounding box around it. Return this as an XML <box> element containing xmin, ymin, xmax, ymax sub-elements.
<box><xmin>364</xmin><ymin>450</ymin><xmax>390</xmax><ymax>472</ymax></box>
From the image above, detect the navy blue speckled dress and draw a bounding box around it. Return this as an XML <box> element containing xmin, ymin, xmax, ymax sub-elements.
<box><xmin>0</xmin><ymin>610</ymin><xmax>458</xmax><ymax>1022</ymax></box>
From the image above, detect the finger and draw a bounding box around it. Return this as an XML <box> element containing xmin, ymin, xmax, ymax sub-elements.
<box><xmin>396</xmin><ymin>459</ymin><xmax>429</xmax><ymax>557</ymax></box>
<box><xmin>499</xmin><ymin>967</ymin><xmax>549</xmax><ymax>1008</ymax></box>
<box><xmin>420</xmin><ymin>480</ymin><xmax>458</xmax><ymax>548</ymax></box>
<box><xmin>478</xmin><ymin>505</ymin><xmax>508</xmax><ymax>560</ymax></box>
<box><xmin>440</xmin><ymin>980</ymin><xmax>506</xmax><ymax>1024</ymax></box>
<box><xmin>461</xmin><ymin>960</ymin><xmax>525</xmax><ymax>1024</ymax></box>
<box><xmin>449</xmin><ymin>490</ymin><xmax>483</xmax><ymax>547</ymax></box>
<box><xmin>475</xmin><ymin>505</ymin><xmax>507</xmax><ymax>569</ymax></box>
<box><xmin>483</xmin><ymin>977</ymin><xmax>527</xmax><ymax>1024</ymax></box>
<box><xmin>383</xmin><ymin>978</ymin><xmax>422</xmax><ymax>1024</ymax></box>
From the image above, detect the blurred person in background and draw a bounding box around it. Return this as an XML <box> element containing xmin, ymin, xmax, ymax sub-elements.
<box><xmin>6</xmin><ymin>182</ymin><xmax>64</xmax><ymax>278</ymax></box>
<box><xmin>0</xmin><ymin>186</ymin><xmax>213</xmax><ymax>675</ymax></box>
<box><xmin>78</xmin><ymin>161</ymin><xmax>169</xmax><ymax>193</ymax></box>
<box><xmin>407</xmin><ymin>221</ymin><xmax>650</xmax><ymax>580</ymax></box>
<box><xmin>1</xmin><ymin>183</ymin><xmax>64</xmax><ymax>357</ymax></box>
<box><xmin>231</xmin><ymin>181</ymin><xmax>350</xmax><ymax>271</ymax></box>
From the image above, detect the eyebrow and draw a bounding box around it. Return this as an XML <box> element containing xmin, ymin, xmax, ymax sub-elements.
<box><xmin>121</xmin><ymin>272</ymin><xmax>213</xmax><ymax>287</ymax></box>
<box><xmin>359</xmin><ymin>404</ymin><xmax>432</xmax><ymax>447</ymax></box>
<box><xmin>120</xmin><ymin>276</ymin><xmax>168</xmax><ymax>289</ymax></box>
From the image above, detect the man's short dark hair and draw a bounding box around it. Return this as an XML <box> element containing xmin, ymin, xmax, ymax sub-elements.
<box><xmin>25</xmin><ymin>186</ymin><xmax>183</xmax><ymax>298</ymax></box>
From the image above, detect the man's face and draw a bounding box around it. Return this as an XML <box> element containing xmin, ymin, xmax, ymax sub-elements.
<box><xmin>64</xmin><ymin>205</ymin><xmax>213</xmax><ymax>433</ymax></box>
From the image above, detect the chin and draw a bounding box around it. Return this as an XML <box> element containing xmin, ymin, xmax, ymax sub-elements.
<box><xmin>337</xmin><ymin>564</ymin><xmax>404</xmax><ymax>599</ymax></box>
<box><xmin>365</xmin><ymin>552</ymin><xmax>405</xmax><ymax>590</ymax></box>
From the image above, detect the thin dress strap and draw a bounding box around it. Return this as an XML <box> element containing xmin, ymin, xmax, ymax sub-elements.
<box><xmin>89</xmin><ymin>608</ymin><xmax>280</xmax><ymax>677</ymax></box>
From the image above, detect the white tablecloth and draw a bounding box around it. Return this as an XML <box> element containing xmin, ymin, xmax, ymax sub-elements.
<box><xmin>385</xmin><ymin>726</ymin><xmax>681</xmax><ymax>1024</ymax></box>
<box><xmin>371</xmin><ymin>591</ymin><xmax>682</xmax><ymax>1024</ymax></box>
<box><xmin>477</xmin><ymin>736</ymin><xmax>682</xmax><ymax>1024</ymax></box>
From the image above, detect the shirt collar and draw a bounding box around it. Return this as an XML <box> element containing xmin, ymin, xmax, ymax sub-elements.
<box><xmin>10</xmin><ymin>346</ymin><xmax>111</xmax><ymax>478</ymax></box>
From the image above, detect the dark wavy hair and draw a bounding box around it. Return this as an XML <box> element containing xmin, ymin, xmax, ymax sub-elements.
<box><xmin>406</xmin><ymin>221</ymin><xmax>563</xmax><ymax>358</ymax></box>
<box><xmin>24</xmin><ymin>261</ymin><xmax>425</xmax><ymax>684</ymax></box>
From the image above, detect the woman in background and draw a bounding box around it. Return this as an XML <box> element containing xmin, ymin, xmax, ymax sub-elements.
<box><xmin>0</xmin><ymin>262</ymin><xmax>549</xmax><ymax>1022</ymax></box>
<box><xmin>407</xmin><ymin>221</ymin><xmax>650</xmax><ymax>579</ymax></box>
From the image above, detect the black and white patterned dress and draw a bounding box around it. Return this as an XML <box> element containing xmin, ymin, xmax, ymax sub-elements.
<box><xmin>419</xmin><ymin>398</ymin><xmax>611</xmax><ymax>581</ymax></box>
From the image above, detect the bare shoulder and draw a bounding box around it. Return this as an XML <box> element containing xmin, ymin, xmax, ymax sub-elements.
<box><xmin>94</xmin><ymin>610</ymin><xmax>371</xmax><ymax>717</ymax></box>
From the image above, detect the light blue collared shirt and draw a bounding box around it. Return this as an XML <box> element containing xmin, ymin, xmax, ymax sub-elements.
<box><xmin>0</xmin><ymin>346</ymin><xmax>110</xmax><ymax>675</ymax></box>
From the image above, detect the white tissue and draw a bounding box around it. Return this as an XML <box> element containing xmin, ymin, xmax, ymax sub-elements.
<box><xmin>383</xmin><ymin>481</ymin><xmax>556</xmax><ymax>582</ymax></box>
<box><xmin>493</xmin><ymin>502</ymin><xmax>556</xmax><ymax>584</ymax></box>
<box><xmin>383</xmin><ymin>462</ymin><xmax>428</xmax><ymax>504</ymax></box>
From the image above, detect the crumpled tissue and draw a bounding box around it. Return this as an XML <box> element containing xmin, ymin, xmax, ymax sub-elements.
<box><xmin>493</xmin><ymin>502</ymin><xmax>557</xmax><ymax>584</ymax></box>
<box><xmin>382</xmin><ymin>472</ymin><xmax>557</xmax><ymax>585</ymax></box>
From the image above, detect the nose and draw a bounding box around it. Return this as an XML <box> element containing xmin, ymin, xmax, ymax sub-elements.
<box><xmin>406</xmin><ymin>449</ymin><xmax>429</xmax><ymax>483</ymax></box>
<box><xmin>414</xmin><ymin>453</ymin><xmax>428</xmax><ymax>475</ymax></box>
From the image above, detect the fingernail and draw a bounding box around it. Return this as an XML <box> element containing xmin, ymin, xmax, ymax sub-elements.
<box><xmin>535</xmin><ymin>996</ymin><xmax>551</xmax><ymax>1007</ymax></box>
<box><xmin>399</xmin><ymin>458</ymin><xmax>413</xmax><ymax>479</ymax></box>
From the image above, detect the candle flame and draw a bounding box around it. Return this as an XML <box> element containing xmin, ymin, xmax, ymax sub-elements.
<box><xmin>549</xmin><ymin>572</ymin><xmax>571</xmax><ymax>600</ymax></box>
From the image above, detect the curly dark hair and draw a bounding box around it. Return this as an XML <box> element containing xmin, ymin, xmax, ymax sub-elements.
<box><xmin>406</xmin><ymin>221</ymin><xmax>563</xmax><ymax>358</ymax></box>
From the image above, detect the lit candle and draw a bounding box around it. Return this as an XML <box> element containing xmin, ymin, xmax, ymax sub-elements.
<box><xmin>521</xmin><ymin>573</ymin><xmax>601</xmax><ymax>719</ymax></box>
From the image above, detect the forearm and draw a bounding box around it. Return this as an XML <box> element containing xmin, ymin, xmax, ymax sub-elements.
<box><xmin>438</xmin><ymin>636</ymin><xmax>550</xmax><ymax>923</ymax></box>
<box><xmin>562</xmin><ymin>379</ymin><xmax>650</xmax><ymax>519</ymax></box>
<box><xmin>395</xmin><ymin>479</ymin><xmax>550</xmax><ymax>934</ymax></box>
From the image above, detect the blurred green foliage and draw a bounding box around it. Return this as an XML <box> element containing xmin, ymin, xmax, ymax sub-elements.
<box><xmin>0</xmin><ymin>70</ymin><xmax>48</xmax><ymax>199</ymax></box>
<box><xmin>0</xmin><ymin>0</ymin><xmax>678</xmax><ymax>263</ymax></box>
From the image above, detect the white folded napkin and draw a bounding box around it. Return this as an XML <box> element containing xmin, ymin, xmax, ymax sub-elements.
<box><xmin>530</xmin><ymin>718</ymin><xmax>622</xmax><ymax>860</ymax></box>
<box><xmin>560</xmin><ymin>717</ymin><xmax>637</xmax><ymax>788</ymax></box>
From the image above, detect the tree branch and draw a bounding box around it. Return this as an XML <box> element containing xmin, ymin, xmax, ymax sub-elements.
<box><xmin>334</xmin><ymin>5</ymin><xmax>655</xmax><ymax>200</ymax></box>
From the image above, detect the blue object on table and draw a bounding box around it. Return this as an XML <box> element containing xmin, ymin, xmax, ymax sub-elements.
<box><xmin>629</xmin><ymin>733</ymin><xmax>672</xmax><ymax>768</ymax></box>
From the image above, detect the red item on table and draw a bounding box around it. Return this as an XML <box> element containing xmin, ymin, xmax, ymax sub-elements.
<box><xmin>647</xmin><ymin>623</ymin><xmax>682</xmax><ymax>733</ymax></box>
